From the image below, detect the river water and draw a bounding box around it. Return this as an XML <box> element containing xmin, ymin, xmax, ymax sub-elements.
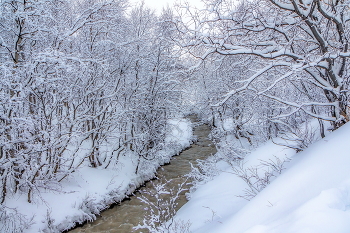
<box><xmin>69</xmin><ymin>119</ymin><xmax>216</xmax><ymax>233</ymax></box>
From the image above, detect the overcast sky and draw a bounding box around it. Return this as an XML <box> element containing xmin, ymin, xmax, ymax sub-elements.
<box><xmin>128</xmin><ymin>0</ymin><xmax>203</xmax><ymax>13</ymax></box>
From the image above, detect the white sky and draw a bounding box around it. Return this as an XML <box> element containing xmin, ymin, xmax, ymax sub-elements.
<box><xmin>128</xmin><ymin>0</ymin><xmax>203</xmax><ymax>14</ymax></box>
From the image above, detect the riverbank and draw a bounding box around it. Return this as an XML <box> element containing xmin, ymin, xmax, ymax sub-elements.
<box><xmin>2</xmin><ymin>118</ymin><xmax>193</xmax><ymax>233</ymax></box>
<box><xmin>174</xmin><ymin>122</ymin><xmax>350</xmax><ymax>232</ymax></box>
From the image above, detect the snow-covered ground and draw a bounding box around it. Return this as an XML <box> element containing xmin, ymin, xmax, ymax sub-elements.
<box><xmin>2</xmin><ymin>118</ymin><xmax>193</xmax><ymax>233</ymax></box>
<box><xmin>174</xmin><ymin>122</ymin><xmax>350</xmax><ymax>233</ymax></box>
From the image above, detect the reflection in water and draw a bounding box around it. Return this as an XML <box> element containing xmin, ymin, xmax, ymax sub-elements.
<box><xmin>69</xmin><ymin>120</ymin><xmax>216</xmax><ymax>233</ymax></box>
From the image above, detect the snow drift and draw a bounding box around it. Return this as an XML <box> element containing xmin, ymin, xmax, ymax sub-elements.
<box><xmin>175</xmin><ymin>122</ymin><xmax>350</xmax><ymax>233</ymax></box>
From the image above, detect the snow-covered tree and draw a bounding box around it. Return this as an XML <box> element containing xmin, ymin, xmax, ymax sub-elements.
<box><xmin>0</xmin><ymin>0</ymin><xmax>188</xmax><ymax>205</ymax></box>
<box><xmin>176</xmin><ymin>0</ymin><xmax>350</xmax><ymax>136</ymax></box>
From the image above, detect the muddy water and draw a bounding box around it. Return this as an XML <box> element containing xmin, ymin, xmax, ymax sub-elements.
<box><xmin>69</xmin><ymin>121</ymin><xmax>216</xmax><ymax>233</ymax></box>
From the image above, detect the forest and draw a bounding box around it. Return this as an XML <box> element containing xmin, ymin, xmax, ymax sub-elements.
<box><xmin>1</xmin><ymin>0</ymin><xmax>349</xmax><ymax>232</ymax></box>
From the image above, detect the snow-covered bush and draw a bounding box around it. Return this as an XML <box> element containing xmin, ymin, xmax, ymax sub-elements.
<box><xmin>232</xmin><ymin>156</ymin><xmax>290</xmax><ymax>201</ymax></box>
<box><xmin>186</xmin><ymin>157</ymin><xmax>221</xmax><ymax>197</ymax></box>
<box><xmin>0</xmin><ymin>205</ymin><xmax>33</xmax><ymax>233</ymax></box>
<box><xmin>274</xmin><ymin>119</ymin><xmax>329</xmax><ymax>152</ymax></box>
<box><xmin>134</xmin><ymin>178</ymin><xmax>191</xmax><ymax>233</ymax></box>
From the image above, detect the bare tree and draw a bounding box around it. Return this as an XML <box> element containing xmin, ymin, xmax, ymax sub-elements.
<box><xmin>176</xmin><ymin>0</ymin><xmax>350</xmax><ymax>135</ymax></box>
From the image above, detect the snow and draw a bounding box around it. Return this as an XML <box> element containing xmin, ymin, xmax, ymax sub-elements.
<box><xmin>174</xmin><ymin>122</ymin><xmax>350</xmax><ymax>233</ymax></box>
<box><xmin>3</xmin><ymin>118</ymin><xmax>193</xmax><ymax>233</ymax></box>
<box><xmin>166</xmin><ymin>118</ymin><xmax>193</xmax><ymax>149</ymax></box>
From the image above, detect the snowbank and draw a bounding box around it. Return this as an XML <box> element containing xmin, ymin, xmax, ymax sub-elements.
<box><xmin>175</xmin><ymin>122</ymin><xmax>350</xmax><ymax>233</ymax></box>
<box><xmin>2</xmin><ymin>118</ymin><xmax>192</xmax><ymax>233</ymax></box>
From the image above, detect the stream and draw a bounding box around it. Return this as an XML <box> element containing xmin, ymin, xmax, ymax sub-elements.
<box><xmin>69</xmin><ymin>119</ymin><xmax>216</xmax><ymax>233</ymax></box>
